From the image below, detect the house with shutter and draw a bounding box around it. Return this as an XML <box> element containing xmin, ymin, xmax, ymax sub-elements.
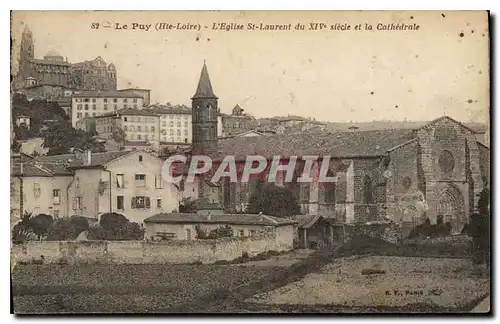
<box><xmin>11</xmin><ymin>150</ymin><xmax>180</xmax><ymax>224</ymax></box>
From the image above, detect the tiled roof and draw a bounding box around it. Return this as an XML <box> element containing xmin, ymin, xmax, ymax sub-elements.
<box><xmin>146</xmin><ymin>105</ymin><xmax>192</xmax><ymax>115</ymax></box>
<box><xmin>72</xmin><ymin>91</ymin><xmax>142</xmax><ymax>98</ymax></box>
<box><xmin>144</xmin><ymin>212</ymin><xmax>297</xmax><ymax>227</ymax></box>
<box><xmin>11</xmin><ymin>151</ymin><xmax>133</xmax><ymax>176</ymax></box>
<box><xmin>210</xmin><ymin>129</ymin><xmax>415</xmax><ymax>160</ymax></box>
<box><xmin>66</xmin><ymin>151</ymin><xmax>131</xmax><ymax>168</ymax></box>
<box><xmin>97</xmin><ymin>108</ymin><xmax>159</xmax><ymax>118</ymax></box>
<box><xmin>290</xmin><ymin>215</ymin><xmax>335</xmax><ymax>228</ymax></box>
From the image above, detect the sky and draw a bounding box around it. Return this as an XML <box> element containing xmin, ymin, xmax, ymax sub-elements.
<box><xmin>11</xmin><ymin>11</ymin><xmax>489</xmax><ymax>124</ymax></box>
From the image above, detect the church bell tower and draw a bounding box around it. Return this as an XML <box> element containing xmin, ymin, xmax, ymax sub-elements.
<box><xmin>191</xmin><ymin>61</ymin><xmax>219</xmax><ymax>154</ymax></box>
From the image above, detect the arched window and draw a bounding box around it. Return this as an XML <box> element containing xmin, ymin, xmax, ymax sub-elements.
<box><xmin>363</xmin><ymin>175</ymin><xmax>373</xmax><ymax>203</ymax></box>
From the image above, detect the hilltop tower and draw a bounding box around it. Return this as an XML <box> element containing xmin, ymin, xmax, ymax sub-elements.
<box><xmin>191</xmin><ymin>62</ymin><xmax>219</xmax><ymax>154</ymax></box>
<box><xmin>20</xmin><ymin>25</ymin><xmax>34</xmax><ymax>62</ymax></box>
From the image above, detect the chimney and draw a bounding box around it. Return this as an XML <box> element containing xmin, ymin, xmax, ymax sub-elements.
<box><xmin>207</xmin><ymin>212</ymin><xmax>211</xmax><ymax>221</ymax></box>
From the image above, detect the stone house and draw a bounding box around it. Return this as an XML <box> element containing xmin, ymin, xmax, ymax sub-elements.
<box><xmin>11</xmin><ymin>150</ymin><xmax>179</xmax><ymax>223</ymax></box>
<box><xmin>291</xmin><ymin>214</ymin><xmax>339</xmax><ymax>249</ymax></box>
<box><xmin>143</xmin><ymin>210</ymin><xmax>296</xmax><ymax>246</ymax></box>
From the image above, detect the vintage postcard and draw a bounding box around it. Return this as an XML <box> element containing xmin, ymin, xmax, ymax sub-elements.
<box><xmin>10</xmin><ymin>10</ymin><xmax>490</xmax><ymax>314</ymax></box>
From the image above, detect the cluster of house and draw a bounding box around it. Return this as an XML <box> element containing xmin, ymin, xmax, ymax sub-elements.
<box><xmin>11</xmin><ymin>40</ymin><xmax>490</xmax><ymax>246</ymax></box>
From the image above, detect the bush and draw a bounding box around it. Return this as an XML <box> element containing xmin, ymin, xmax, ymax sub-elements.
<box><xmin>29</xmin><ymin>214</ymin><xmax>53</xmax><ymax>239</ymax></box>
<box><xmin>207</xmin><ymin>225</ymin><xmax>234</xmax><ymax>239</ymax></box>
<box><xmin>247</xmin><ymin>183</ymin><xmax>301</xmax><ymax>217</ymax></box>
<box><xmin>46</xmin><ymin>218</ymin><xmax>81</xmax><ymax>241</ymax></box>
<box><xmin>99</xmin><ymin>213</ymin><xmax>128</xmax><ymax>231</ymax></box>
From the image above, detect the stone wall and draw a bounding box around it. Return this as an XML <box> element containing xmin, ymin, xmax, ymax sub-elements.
<box><xmin>344</xmin><ymin>222</ymin><xmax>401</xmax><ymax>244</ymax></box>
<box><xmin>11</xmin><ymin>231</ymin><xmax>292</xmax><ymax>265</ymax></box>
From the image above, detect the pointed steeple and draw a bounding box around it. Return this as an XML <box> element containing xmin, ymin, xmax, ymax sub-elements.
<box><xmin>192</xmin><ymin>61</ymin><xmax>217</xmax><ymax>99</ymax></box>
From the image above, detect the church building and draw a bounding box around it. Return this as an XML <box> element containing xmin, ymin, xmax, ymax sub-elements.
<box><xmin>173</xmin><ymin>62</ymin><xmax>490</xmax><ymax>239</ymax></box>
<box><xmin>14</xmin><ymin>25</ymin><xmax>117</xmax><ymax>92</ymax></box>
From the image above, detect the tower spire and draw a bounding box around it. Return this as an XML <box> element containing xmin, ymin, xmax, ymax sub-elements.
<box><xmin>192</xmin><ymin>61</ymin><xmax>217</xmax><ymax>99</ymax></box>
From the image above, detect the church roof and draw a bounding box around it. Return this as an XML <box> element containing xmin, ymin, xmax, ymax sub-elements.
<box><xmin>192</xmin><ymin>62</ymin><xmax>217</xmax><ymax>99</ymax></box>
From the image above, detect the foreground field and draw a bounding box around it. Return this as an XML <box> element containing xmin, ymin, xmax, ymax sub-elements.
<box><xmin>246</xmin><ymin>256</ymin><xmax>490</xmax><ymax>312</ymax></box>
<box><xmin>12</xmin><ymin>263</ymin><xmax>281</xmax><ymax>313</ymax></box>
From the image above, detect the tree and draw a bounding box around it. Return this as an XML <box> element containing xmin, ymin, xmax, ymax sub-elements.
<box><xmin>12</xmin><ymin>212</ymin><xmax>37</xmax><ymax>244</ymax></box>
<box><xmin>478</xmin><ymin>187</ymin><xmax>490</xmax><ymax>216</ymax></box>
<box><xmin>179</xmin><ymin>197</ymin><xmax>197</xmax><ymax>213</ymax></box>
<box><xmin>247</xmin><ymin>183</ymin><xmax>301</xmax><ymax>217</ymax></box>
<box><xmin>111</xmin><ymin>126</ymin><xmax>127</xmax><ymax>150</ymax></box>
<box><xmin>99</xmin><ymin>213</ymin><xmax>129</xmax><ymax>231</ymax></box>
<box><xmin>207</xmin><ymin>225</ymin><xmax>234</xmax><ymax>239</ymax></box>
<box><xmin>42</xmin><ymin>123</ymin><xmax>105</xmax><ymax>155</ymax></box>
<box><xmin>29</xmin><ymin>213</ymin><xmax>54</xmax><ymax>240</ymax></box>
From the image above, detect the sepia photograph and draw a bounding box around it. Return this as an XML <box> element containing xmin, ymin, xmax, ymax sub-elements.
<box><xmin>9</xmin><ymin>10</ymin><xmax>490</xmax><ymax>314</ymax></box>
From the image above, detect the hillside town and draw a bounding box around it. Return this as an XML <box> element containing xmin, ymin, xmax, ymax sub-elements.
<box><xmin>10</xmin><ymin>15</ymin><xmax>491</xmax><ymax>315</ymax></box>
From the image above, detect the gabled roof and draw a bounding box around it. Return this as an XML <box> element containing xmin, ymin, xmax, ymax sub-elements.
<box><xmin>192</xmin><ymin>62</ymin><xmax>217</xmax><ymax>99</ymax></box>
<box><xmin>144</xmin><ymin>212</ymin><xmax>296</xmax><ymax>227</ymax></box>
<box><xmin>211</xmin><ymin>128</ymin><xmax>415</xmax><ymax>160</ymax></box>
<box><xmin>291</xmin><ymin>214</ymin><xmax>334</xmax><ymax>228</ymax></box>
<box><xmin>411</xmin><ymin>116</ymin><xmax>484</xmax><ymax>135</ymax></box>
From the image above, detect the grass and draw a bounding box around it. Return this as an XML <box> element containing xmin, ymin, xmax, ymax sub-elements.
<box><xmin>12</xmin><ymin>263</ymin><xmax>281</xmax><ymax>313</ymax></box>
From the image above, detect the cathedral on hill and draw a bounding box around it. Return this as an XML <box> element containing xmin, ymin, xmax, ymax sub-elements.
<box><xmin>14</xmin><ymin>25</ymin><xmax>117</xmax><ymax>91</ymax></box>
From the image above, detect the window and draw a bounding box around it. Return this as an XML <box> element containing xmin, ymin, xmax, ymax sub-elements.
<box><xmin>177</xmin><ymin>121</ymin><xmax>181</xmax><ymax>127</ymax></box>
<box><xmin>84</xmin><ymin>104</ymin><xmax>89</xmax><ymax>110</ymax></box>
<box><xmin>73</xmin><ymin>197</ymin><xmax>82</xmax><ymax>210</ymax></box>
<box><xmin>169</xmin><ymin>121</ymin><xmax>174</xmax><ymax>127</ymax></box>
<box><xmin>92</xmin><ymin>98</ymin><xmax>96</xmax><ymax>103</ymax></box>
<box><xmin>169</xmin><ymin>130</ymin><xmax>174</xmax><ymax>135</ymax></box>
<box><xmin>84</xmin><ymin>98</ymin><xmax>89</xmax><ymax>103</ymax></box>
<box><xmin>131</xmin><ymin>125</ymin><xmax>135</xmax><ymax>131</ymax></box>
<box><xmin>123</xmin><ymin>125</ymin><xmax>127</xmax><ymax>131</ymax></box>
<box><xmin>137</xmin><ymin>134</ymin><xmax>142</xmax><ymax>140</ymax></box>
<box><xmin>139</xmin><ymin>155</ymin><xmax>143</xmax><ymax>162</ymax></box>
<box><xmin>34</xmin><ymin>183</ymin><xmax>41</xmax><ymax>198</ymax></box>
<box><xmin>123</xmin><ymin>104</ymin><xmax>127</xmax><ymax>109</ymax></box>
<box><xmin>137</xmin><ymin>117</ymin><xmax>142</xmax><ymax>123</ymax></box>
<box><xmin>186</xmin><ymin>229</ymin><xmax>192</xmax><ymax>240</ymax></box>
<box><xmin>114</xmin><ymin>104</ymin><xmax>118</xmax><ymax>110</ymax></box>
<box><xmin>113</xmin><ymin>98</ymin><xmax>118</xmax><ymax>103</ymax></box>
<box><xmin>77</xmin><ymin>112</ymin><xmax>82</xmax><ymax>118</ymax></box>
<box><xmin>117</xmin><ymin>195</ymin><xmax>124</xmax><ymax>210</ymax></box>
<box><xmin>53</xmin><ymin>189</ymin><xmax>60</xmax><ymax>205</ymax></box>
<box><xmin>439</xmin><ymin>150</ymin><xmax>455</xmax><ymax>172</ymax></box>
<box><xmin>324</xmin><ymin>183</ymin><xmax>335</xmax><ymax>203</ymax></box>
<box><xmin>85</xmin><ymin>112</ymin><xmax>89</xmax><ymax>117</ymax></box>
<box><xmin>76</xmin><ymin>178</ymin><xmax>80</xmax><ymax>188</ymax></box>
<box><xmin>104</xmin><ymin>98</ymin><xmax>108</xmax><ymax>103</ymax></box>
<box><xmin>184</xmin><ymin>121</ymin><xmax>188</xmax><ymax>127</ymax></box>
<box><xmin>124</xmin><ymin>117</ymin><xmax>128</xmax><ymax>122</ymax></box>
<box><xmin>133</xmin><ymin>98</ymin><xmax>138</xmax><ymax>103</ymax></box>
<box><xmin>104</xmin><ymin>104</ymin><xmax>108</xmax><ymax>110</ymax></box>
<box><xmin>123</xmin><ymin>98</ymin><xmax>128</xmax><ymax>103</ymax></box>
<box><xmin>363</xmin><ymin>175</ymin><xmax>373</xmax><ymax>203</ymax></box>
<box><xmin>137</xmin><ymin>126</ymin><xmax>141</xmax><ymax>131</ymax></box>
<box><xmin>77</xmin><ymin>104</ymin><xmax>82</xmax><ymax>110</ymax></box>
<box><xmin>402</xmin><ymin>176</ymin><xmax>412</xmax><ymax>191</ymax></box>
<box><xmin>151</xmin><ymin>126</ymin><xmax>155</xmax><ymax>132</ymax></box>
<box><xmin>92</xmin><ymin>104</ymin><xmax>96</xmax><ymax>110</ymax></box>
<box><xmin>249</xmin><ymin>230</ymin><xmax>256</xmax><ymax>236</ymax></box>
<box><xmin>135</xmin><ymin>173</ymin><xmax>146</xmax><ymax>187</ymax></box>
<box><xmin>184</xmin><ymin>138</ymin><xmax>188</xmax><ymax>143</ymax></box>
<box><xmin>238</xmin><ymin>230</ymin><xmax>245</xmax><ymax>237</ymax></box>
<box><xmin>156</xmin><ymin>198</ymin><xmax>162</xmax><ymax>208</ymax></box>
<box><xmin>177</xmin><ymin>130</ymin><xmax>181</xmax><ymax>136</ymax></box>
<box><xmin>131</xmin><ymin>196</ymin><xmax>150</xmax><ymax>209</ymax></box>
<box><xmin>155</xmin><ymin>175</ymin><xmax>163</xmax><ymax>189</ymax></box>
<box><xmin>53</xmin><ymin>210</ymin><xmax>60</xmax><ymax>218</ymax></box>
<box><xmin>116</xmin><ymin>174</ymin><xmax>124</xmax><ymax>188</ymax></box>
